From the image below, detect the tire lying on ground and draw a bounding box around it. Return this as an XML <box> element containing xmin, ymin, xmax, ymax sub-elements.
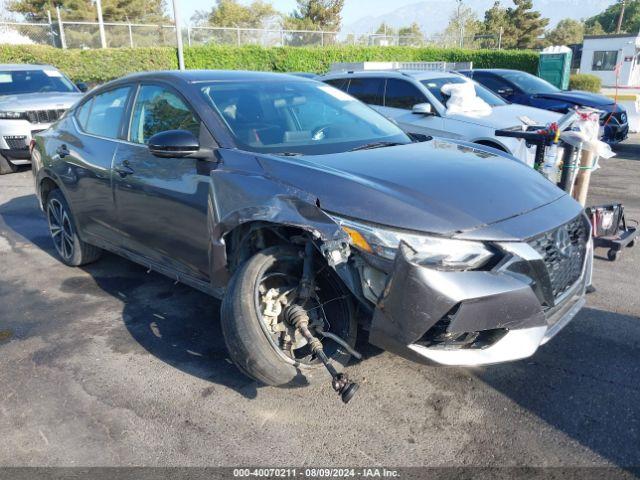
<box><xmin>221</xmin><ymin>245</ymin><xmax>357</xmax><ymax>387</ymax></box>
<box><xmin>45</xmin><ymin>189</ymin><xmax>102</xmax><ymax>267</ymax></box>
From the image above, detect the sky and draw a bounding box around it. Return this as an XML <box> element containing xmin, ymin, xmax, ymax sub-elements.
<box><xmin>179</xmin><ymin>0</ymin><xmax>418</xmax><ymax>24</ymax></box>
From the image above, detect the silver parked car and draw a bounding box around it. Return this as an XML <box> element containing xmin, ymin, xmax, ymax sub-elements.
<box><xmin>0</xmin><ymin>64</ymin><xmax>85</xmax><ymax>174</ymax></box>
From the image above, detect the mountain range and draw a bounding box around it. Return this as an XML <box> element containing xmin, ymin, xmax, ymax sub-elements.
<box><xmin>343</xmin><ymin>0</ymin><xmax>616</xmax><ymax>35</ymax></box>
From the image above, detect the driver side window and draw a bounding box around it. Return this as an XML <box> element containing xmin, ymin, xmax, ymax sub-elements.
<box><xmin>129</xmin><ymin>85</ymin><xmax>199</xmax><ymax>144</ymax></box>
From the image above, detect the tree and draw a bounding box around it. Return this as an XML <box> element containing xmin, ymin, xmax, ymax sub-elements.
<box><xmin>398</xmin><ymin>22</ymin><xmax>424</xmax><ymax>46</ymax></box>
<box><xmin>440</xmin><ymin>4</ymin><xmax>482</xmax><ymax>48</ymax></box>
<box><xmin>285</xmin><ymin>0</ymin><xmax>344</xmax><ymax>31</ymax></box>
<box><xmin>476</xmin><ymin>0</ymin><xmax>548</xmax><ymax>49</ymax></box>
<box><xmin>204</xmin><ymin>0</ymin><xmax>277</xmax><ymax>28</ymax></box>
<box><xmin>585</xmin><ymin>0</ymin><xmax>640</xmax><ymax>34</ymax></box>
<box><xmin>505</xmin><ymin>0</ymin><xmax>549</xmax><ymax>49</ymax></box>
<box><xmin>478</xmin><ymin>1</ymin><xmax>508</xmax><ymax>48</ymax></box>
<box><xmin>375</xmin><ymin>22</ymin><xmax>396</xmax><ymax>35</ymax></box>
<box><xmin>545</xmin><ymin>18</ymin><xmax>584</xmax><ymax>46</ymax></box>
<box><xmin>8</xmin><ymin>0</ymin><xmax>167</xmax><ymax>22</ymax></box>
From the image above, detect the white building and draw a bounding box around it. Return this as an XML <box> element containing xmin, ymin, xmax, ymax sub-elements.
<box><xmin>580</xmin><ymin>33</ymin><xmax>640</xmax><ymax>87</ymax></box>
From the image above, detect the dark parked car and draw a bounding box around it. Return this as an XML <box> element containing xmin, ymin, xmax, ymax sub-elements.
<box><xmin>32</xmin><ymin>71</ymin><xmax>592</xmax><ymax>402</ymax></box>
<box><xmin>459</xmin><ymin>68</ymin><xmax>629</xmax><ymax>144</ymax></box>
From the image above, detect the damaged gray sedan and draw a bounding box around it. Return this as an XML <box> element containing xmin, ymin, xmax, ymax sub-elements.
<box><xmin>31</xmin><ymin>71</ymin><xmax>592</xmax><ymax>402</ymax></box>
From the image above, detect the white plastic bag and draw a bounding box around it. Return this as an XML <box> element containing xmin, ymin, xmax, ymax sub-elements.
<box><xmin>441</xmin><ymin>81</ymin><xmax>492</xmax><ymax>117</ymax></box>
<box><xmin>560</xmin><ymin>108</ymin><xmax>615</xmax><ymax>161</ymax></box>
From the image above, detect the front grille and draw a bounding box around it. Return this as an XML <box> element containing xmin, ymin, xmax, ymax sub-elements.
<box><xmin>25</xmin><ymin>109</ymin><xmax>66</xmax><ymax>124</ymax></box>
<box><xmin>601</xmin><ymin>111</ymin><xmax>627</xmax><ymax>126</ymax></box>
<box><xmin>528</xmin><ymin>215</ymin><xmax>588</xmax><ymax>299</ymax></box>
<box><xmin>3</xmin><ymin>136</ymin><xmax>28</xmax><ymax>150</ymax></box>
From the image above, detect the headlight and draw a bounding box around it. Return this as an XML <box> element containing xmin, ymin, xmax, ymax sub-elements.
<box><xmin>0</xmin><ymin>111</ymin><xmax>27</xmax><ymax>120</ymax></box>
<box><xmin>332</xmin><ymin>216</ymin><xmax>494</xmax><ymax>271</ymax></box>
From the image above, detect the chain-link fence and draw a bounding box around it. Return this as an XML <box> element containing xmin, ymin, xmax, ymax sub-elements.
<box><xmin>0</xmin><ymin>19</ymin><xmax>500</xmax><ymax>50</ymax></box>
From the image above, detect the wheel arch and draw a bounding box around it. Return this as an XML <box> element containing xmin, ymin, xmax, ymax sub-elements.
<box><xmin>473</xmin><ymin>139</ymin><xmax>510</xmax><ymax>153</ymax></box>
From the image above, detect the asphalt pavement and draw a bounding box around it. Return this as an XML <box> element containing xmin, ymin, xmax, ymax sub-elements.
<box><xmin>0</xmin><ymin>137</ymin><xmax>639</xmax><ymax>470</ymax></box>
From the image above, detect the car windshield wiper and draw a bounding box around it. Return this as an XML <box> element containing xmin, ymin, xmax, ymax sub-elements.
<box><xmin>272</xmin><ymin>151</ymin><xmax>303</xmax><ymax>157</ymax></box>
<box><xmin>348</xmin><ymin>141</ymin><xmax>406</xmax><ymax>152</ymax></box>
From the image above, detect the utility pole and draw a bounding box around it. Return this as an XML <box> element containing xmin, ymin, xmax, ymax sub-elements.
<box><xmin>457</xmin><ymin>0</ymin><xmax>464</xmax><ymax>48</ymax></box>
<box><xmin>95</xmin><ymin>0</ymin><xmax>107</xmax><ymax>48</ymax></box>
<box><xmin>616</xmin><ymin>0</ymin><xmax>626</xmax><ymax>33</ymax></box>
<box><xmin>172</xmin><ymin>0</ymin><xmax>185</xmax><ymax>70</ymax></box>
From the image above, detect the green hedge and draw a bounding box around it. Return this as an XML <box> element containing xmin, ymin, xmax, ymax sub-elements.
<box><xmin>0</xmin><ymin>44</ymin><xmax>539</xmax><ymax>83</ymax></box>
<box><xmin>569</xmin><ymin>73</ymin><xmax>601</xmax><ymax>92</ymax></box>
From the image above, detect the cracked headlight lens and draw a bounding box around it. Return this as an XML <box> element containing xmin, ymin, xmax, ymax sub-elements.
<box><xmin>333</xmin><ymin>216</ymin><xmax>494</xmax><ymax>271</ymax></box>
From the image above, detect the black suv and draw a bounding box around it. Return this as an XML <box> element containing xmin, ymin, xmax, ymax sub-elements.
<box><xmin>32</xmin><ymin>71</ymin><xmax>592</xmax><ymax>401</ymax></box>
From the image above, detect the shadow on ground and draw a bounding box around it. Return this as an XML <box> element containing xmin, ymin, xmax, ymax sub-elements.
<box><xmin>2</xmin><ymin>193</ymin><xmax>639</xmax><ymax>467</ymax></box>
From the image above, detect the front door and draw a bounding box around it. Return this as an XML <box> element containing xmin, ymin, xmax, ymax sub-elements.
<box><xmin>378</xmin><ymin>78</ymin><xmax>449</xmax><ymax>138</ymax></box>
<box><xmin>112</xmin><ymin>83</ymin><xmax>213</xmax><ymax>282</ymax></box>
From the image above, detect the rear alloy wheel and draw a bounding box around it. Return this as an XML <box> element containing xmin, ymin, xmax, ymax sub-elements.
<box><xmin>45</xmin><ymin>189</ymin><xmax>102</xmax><ymax>267</ymax></box>
<box><xmin>221</xmin><ymin>245</ymin><xmax>357</xmax><ymax>387</ymax></box>
<box><xmin>0</xmin><ymin>154</ymin><xmax>18</xmax><ymax>175</ymax></box>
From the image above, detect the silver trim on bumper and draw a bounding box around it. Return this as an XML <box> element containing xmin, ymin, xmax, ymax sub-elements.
<box><xmin>406</xmin><ymin>237</ymin><xmax>593</xmax><ymax>367</ymax></box>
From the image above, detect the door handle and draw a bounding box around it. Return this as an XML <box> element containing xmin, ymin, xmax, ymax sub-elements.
<box><xmin>115</xmin><ymin>161</ymin><xmax>135</xmax><ymax>178</ymax></box>
<box><xmin>56</xmin><ymin>144</ymin><xmax>69</xmax><ymax>158</ymax></box>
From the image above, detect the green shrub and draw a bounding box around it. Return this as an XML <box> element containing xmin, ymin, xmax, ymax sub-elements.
<box><xmin>569</xmin><ymin>73</ymin><xmax>601</xmax><ymax>92</ymax></box>
<box><xmin>0</xmin><ymin>44</ymin><xmax>540</xmax><ymax>83</ymax></box>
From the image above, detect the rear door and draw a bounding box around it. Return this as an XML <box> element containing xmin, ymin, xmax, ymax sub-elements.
<box><xmin>380</xmin><ymin>78</ymin><xmax>449</xmax><ymax>138</ymax></box>
<box><xmin>111</xmin><ymin>82</ymin><xmax>214</xmax><ymax>282</ymax></box>
<box><xmin>58</xmin><ymin>85</ymin><xmax>132</xmax><ymax>244</ymax></box>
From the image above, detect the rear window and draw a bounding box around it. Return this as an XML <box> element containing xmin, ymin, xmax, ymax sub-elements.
<box><xmin>323</xmin><ymin>78</ymin><xmax>349</xmax><ymax>91</ymax></box>
<box><xmin>0</xmin><ymin>69</ymin><xmax>76</xmax><ymax>95</ymax></box>
<box><xmin>347</xmin><ymin>77</ymin><xmax>385</xmax><ymax>106</ymax></box>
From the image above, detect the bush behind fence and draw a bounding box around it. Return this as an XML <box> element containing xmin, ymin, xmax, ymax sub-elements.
<box><xmin>0</xmin><ymin>44</ymin><xmax>539</xmax><ymax>83</ymax></box>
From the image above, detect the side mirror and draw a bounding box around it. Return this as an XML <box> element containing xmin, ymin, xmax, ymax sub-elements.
<box><xmin>76</xmin><ymin>82</ymin><xmax>88</xmax><ymax>92</ymax></box>
<box><xmin>412</xmin><ymin>103</ymin><xmax>434</xmax><ymax>115</ymax></box>
<box><xmin>497</xmin><ymin>87</ymin><xmax>514</xmax><ymax>97</ymax></box>
<box><xmin>148</xmin><ymin>130</ymin><xmax>201</xmax><ymax>158</ymax></box>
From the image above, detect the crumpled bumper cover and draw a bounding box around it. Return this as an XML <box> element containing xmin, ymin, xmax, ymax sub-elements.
<box><xmin>368</xmin><ymin>237</ymin><xmax>592</xmax><ymax>366</ymax></box>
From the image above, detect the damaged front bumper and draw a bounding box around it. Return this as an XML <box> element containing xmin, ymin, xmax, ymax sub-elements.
<box><xmin>368</xmin><ymin>220</ymin><xmax>593</xmax><ymax>367</ymax></box>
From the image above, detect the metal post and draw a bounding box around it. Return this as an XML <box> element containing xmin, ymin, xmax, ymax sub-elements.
<box><xmin>128</xmin><ymin>23</ymin><xmax>133</xmax><ymax>48</ymax></box>
<box><xmin>498</xmin><ymin>26</ymin><xmax>503</xmax><ymax>50</ymax></box>
<box><xmin>56</xmin><ymin>6</ymin><xmax>66</xmax><ymax>49</ymax></box>
<box><xmin>95</xmin><ymin>0</ymin><xmax>107</xmax><ymax>48</ymax></box>
<box><xmin>47</xmin><ymin>10</ymin><xmax>56</xmax><ymax>47</ymax></box>
<box><xmin>187</xmin><ymin>26</ymin><xmax>191</xmax><ymax>47</ymax></box>
<box><xmin>321</xmin><ymin>30</ymin><xmax>324</xmax><ymax>47</ymax></box>
<box><xmin>171</xmin><ymin>0</ymin><xmax>185</xmax><ymax>70</ymax></box>
<box><xmin>280</xmin><ymin>29</ymin><xmax>285</xmax><ymax>46</ymax></box>
<box><xmin>236</xmin><ymin>26</ymin><xmax>241</xmax><ymax>46</ymax></box>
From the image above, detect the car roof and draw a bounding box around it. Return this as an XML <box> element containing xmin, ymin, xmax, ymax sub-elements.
<box><xmin>460</xmin><ymin>69</ymin><xmax>519</xmax><ymax>74</ymax></box>
<box><xmin>321</xmin><ymin>70</ymin><xmax>464</xmax><ymax>81</ymax></box>
<box><xmin>0</xmin><ymin>64</ymin><xmax>58</xmax><ymax>71</ymax></box>
<box><xmin>115</xmin><ymin>70</ymin><xmax>315</xmax><ymax>84</ymax></box>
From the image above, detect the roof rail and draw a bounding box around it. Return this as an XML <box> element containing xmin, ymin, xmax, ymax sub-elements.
<box><xmin>330</xmin><ymin>61</ymin><xmax>473</xmax><ymax>73</ymax></box>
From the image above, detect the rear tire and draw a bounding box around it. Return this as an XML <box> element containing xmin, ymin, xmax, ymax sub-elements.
<box><xmin>0</xmin><ymin>154</ymin><xmax>18</xmax><ymax>175</ymax></box>
<box><xmin>221</xmin><ymin>245</ymin><xmax>356</xmax><ymax>387</ymax></box>
<box><xmin>45</xmin><ymin>189</ymin><xmax>102</xmax><ymax>267</ymax></box>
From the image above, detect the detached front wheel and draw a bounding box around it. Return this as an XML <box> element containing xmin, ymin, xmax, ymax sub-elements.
<box><xmin>221</xmin><ymin>245</ymin><xmax>357</xmax><ymax>387</ymax></box>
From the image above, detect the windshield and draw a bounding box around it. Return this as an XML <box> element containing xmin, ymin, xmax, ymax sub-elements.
<box><xmin>0</xmin><ymin>69</ymin><xmax>77</xmax><ymax>95</ymax></box>
<box><xmin>500</xmin><ymin>71</ymin><xmax>559</xmax><ymax>94</ymax></box>
<box><xmin>199</xmin><ymin>80</ymin><xmax>410</xmax><ymax>155</ymax></box>
<box><xmin>421</xmin><ymin>76</ymin><xmax>507</xmax><ymax>107</ymax></box>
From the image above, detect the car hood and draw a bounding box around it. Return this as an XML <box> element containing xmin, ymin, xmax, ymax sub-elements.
<box><xmin>258</xmin><ymin>139</ymin><xmax>568</xmax><ymax>239</ymax></box>
<box><xmin>447</xmin><ymin>103</ymin><xmax>562</xmax><ymax>129</ymax></box>
<box><xmin>0</xmin><ymin>92</ymin><xmax>83</xmax><ymax>111</ymax></box>
<box><xmin>534</xmin><ymin>91</ymin><xmax>615</xmax><ymax>108</ymax></box>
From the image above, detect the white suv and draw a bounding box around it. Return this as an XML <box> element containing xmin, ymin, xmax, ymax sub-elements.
<box><xmin>0</xmin><ymin>64</ymin><xmax>85</xmax><ymax>174</ymax></box>
<box><xmin>320</xmin><ymin>70</ymin><xmax>561</xmax><ymax>160</ymax></box>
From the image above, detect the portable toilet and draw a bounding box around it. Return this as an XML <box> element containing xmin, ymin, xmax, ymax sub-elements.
<box><xmin>538</xmin><ymin>46</ymin><xmax>573</xmax><ymax>90</ymax></box>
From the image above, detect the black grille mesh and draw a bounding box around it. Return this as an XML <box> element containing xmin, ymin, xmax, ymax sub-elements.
<box><xmin>3</xmin><ymin>136</ymin><xmax>28</xmax><ymax>150</ymax></box>
<box><xmin>25</xmin><ymin>109</ymin><xmax>65</xmax><ymax>124</ymax></box>
<box><xmin>528</xmin><ymin>216</ymin><xmax>588</xmax><ymax>299</ymax></box>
